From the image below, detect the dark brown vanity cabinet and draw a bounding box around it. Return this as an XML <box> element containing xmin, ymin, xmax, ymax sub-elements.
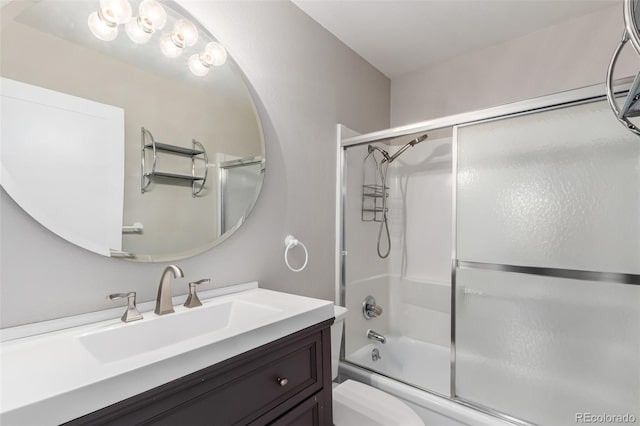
<box><xmin>66</xmin><ymin>319</ymin><xmax>333</xmax><ymax>426</ymax></box>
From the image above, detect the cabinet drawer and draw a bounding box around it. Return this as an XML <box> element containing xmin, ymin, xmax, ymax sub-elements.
<box><xmin>267</xmin><ymin>393</ymin><xmax>324</xmax><ymax>426</ymax></box>
<box><xmin>150</xmin><ymin>333</ymin><xmax>322</xmax><ymax>425</ymax></box>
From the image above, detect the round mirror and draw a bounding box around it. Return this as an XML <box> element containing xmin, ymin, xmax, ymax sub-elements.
<box><xmin>0</xmin><ymin>0</ymin><xmax>265</xmax><ymax>262</ymax></box>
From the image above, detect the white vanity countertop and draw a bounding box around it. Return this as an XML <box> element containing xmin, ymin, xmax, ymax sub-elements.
<box><xmin>0</xmin><ymin>283</ymin><xmax>334</xmax><ymax>425</ymax></box>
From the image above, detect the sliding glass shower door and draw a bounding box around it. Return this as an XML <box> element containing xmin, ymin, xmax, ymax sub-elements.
<box><xmin>453</xmin><ymin>100</ymin><xmax>640</xmax><ymax>425</ymax></box>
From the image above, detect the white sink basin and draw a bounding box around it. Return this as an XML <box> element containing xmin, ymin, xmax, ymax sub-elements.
<box><xmin>79</xmin><ymin>299</ymin><xmax>280</xmax><ymax>363</ymax></box>
<box><xmin>0</xmin><ymin>284</ymin><xmax>334</xmax><ymax>425</ymax></box>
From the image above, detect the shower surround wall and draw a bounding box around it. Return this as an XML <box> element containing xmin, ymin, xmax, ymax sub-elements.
<box><xmin>343</xmin><ymin>133</ymin><xmax>453</xmax><ymax>358</ymax></box>
<box><xmin>0</xmin><ymin>0</ymin><xmax>390</xmax><ymax>327</ymax></box>
<box><xmin>386</xmin><ymin>134</ymin><xmax>452</xmax><ymax>348</ymax></box>
<box><xmin>343</xmin><ymin>143</ymin><xmax>391</xmax><ymax>356</ymax></box>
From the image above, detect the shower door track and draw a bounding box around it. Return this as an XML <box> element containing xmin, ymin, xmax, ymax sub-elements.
<box><xmin>457</xmin><ymin>261</ymin><xmax>640</xmax><ymax>285</ymax></box>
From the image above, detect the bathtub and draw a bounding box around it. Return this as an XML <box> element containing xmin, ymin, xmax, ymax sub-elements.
<box><xmin>341</xmin><ymin>336</ymin><xmax>511</xmax><ymax>426</ymax></box>
<box><xmin>346</xmin><ymin>336</ymin><xmax>450</xmax><ymax>396</ymax></box>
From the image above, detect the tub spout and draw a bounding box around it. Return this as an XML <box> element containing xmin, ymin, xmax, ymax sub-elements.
<box><xmin>367</xmin><ymin>329</ymin><xmax>386</xmax><ymax>344</ymax></box>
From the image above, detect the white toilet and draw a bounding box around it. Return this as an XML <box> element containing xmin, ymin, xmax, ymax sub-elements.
<box><xmin>331</xmin><ymin>306</ymin><xmax>425</xmax><ymax>426</ymax></box>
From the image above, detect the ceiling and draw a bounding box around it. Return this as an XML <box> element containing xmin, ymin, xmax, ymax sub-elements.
<box><xmin>292</xmin><ymin>0</ymin><xmax>618</xmax><ymax>78</ymax></box>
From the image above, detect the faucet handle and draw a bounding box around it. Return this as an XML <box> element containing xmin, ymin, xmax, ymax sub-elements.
<box><xmin>363</xmin><ymin>295</ymin><xmax>383</xmax><ymax>319</ymax></box>
<box><xmin>184</xmin><ymin>278</ymin><xmax>210</xmax><ymax>308</ymax></box>
<box><xmin>108</xmin><ymin>292</ymin><xmax>143</xmax><ymax>323</ymax></box>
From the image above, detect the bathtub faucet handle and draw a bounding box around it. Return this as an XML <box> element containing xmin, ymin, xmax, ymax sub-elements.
<box><xmin>363</xmin><ymin>295</ymin><xmax>383</xmax><ymax>319</ymax></box>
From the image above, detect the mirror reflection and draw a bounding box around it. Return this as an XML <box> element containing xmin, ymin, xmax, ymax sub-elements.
<box><xmin>0</xmin><ymin>0</ymin><xmax>265</xmax><ymax>262</ymax></box>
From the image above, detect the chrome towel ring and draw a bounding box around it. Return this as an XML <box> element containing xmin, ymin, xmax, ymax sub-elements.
<box><xmin>284</xmin><ymin>235</ymin><xmax>308</xmax><ymax>272</ymax></box>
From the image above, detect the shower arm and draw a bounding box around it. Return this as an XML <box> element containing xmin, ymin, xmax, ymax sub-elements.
<box><xmin>368</xmin><ymin>145</ymin><xmax>391</xmax><ymax>163</ymax></box>
<box><xmin>381</xmin><ymin>134</ymin><xmax>428</xmax><ymax>164</ymax></box>
<box><xmin>381</xmin><ymin>141</ymin><xmax>413</xmax><ymax>164</ymax></box>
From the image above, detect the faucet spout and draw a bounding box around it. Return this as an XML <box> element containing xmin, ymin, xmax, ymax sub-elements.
<box><xmin>367</xmin><ymin>329</ymin><xmax>386</xmax><ymax>344</ymax></box>
<box><xmin>154</xmin><ymin>265</ymin><xmax>184</xmax><ymax>315</ymax></box>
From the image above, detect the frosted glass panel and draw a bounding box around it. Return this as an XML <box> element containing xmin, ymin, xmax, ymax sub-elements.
<box><xmin>220</xmin><ymin>163</ymin><xmax>262</xmax><ymax>234</ymax></box>
<box><xmin>457</xmin><ymin>100</ymin><xmax>640</xmax><ymax>274</ymax></box>
<box><xmin>455</xmin><ymin>267</ymin><xmax>640</xmax><ymax>425</ymax></box>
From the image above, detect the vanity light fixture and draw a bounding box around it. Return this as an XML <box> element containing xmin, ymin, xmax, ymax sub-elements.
<box><xmin>88</xmin><ymin>0</ymin><xmax>132</xmax><ymax>42</ymax></box>
<box><xmin>125</xmin><ymin>0</ymin><xmax>167</xmax><ymax>44</ymax></box>
<box><xmin>160</xmin><ymin>18</ymin><xmax>198</xmax><ymax>58</ymax></box>
<box><xmin>188</xmin><ymin>41</ymin><xmax>228</xmax><ymax>76</ymax></box>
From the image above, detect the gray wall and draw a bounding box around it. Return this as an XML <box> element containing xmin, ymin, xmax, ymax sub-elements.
<box><xmin>0</xmin><ymin>0</ymin><xmax>390</xmax><ymax>327</ymax></box>
<box><xmin>391</xmin><ymin>4</ymin><xmax>639</xmax><ymax>125</ymax></box>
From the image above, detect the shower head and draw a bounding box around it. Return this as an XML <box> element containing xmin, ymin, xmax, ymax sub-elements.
<box><xmin>383</xmin><ymin>133</ymin><xmax>428</xmax><ymax>163</ymax></box>
<box><xmin>408</xmin><ymin>134</ymin><xmax>428</xmax><ymax>146</ymax></box>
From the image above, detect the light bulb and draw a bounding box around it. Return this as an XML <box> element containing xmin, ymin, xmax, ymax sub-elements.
<box><xmin>173</xmin><ymin>19</ymin><xmax>198</xmax><ymax>47</ymax></box>
<box><xmin>188</xmin><ymin>54</ymin><xmax>210</xmax><ymax>77</ymax></box>
<box><xmin>88</xmin><ymin>0</ymin><xmax>131</xmax><ymax>41</ymax></box>
<box><xmin>159</xmin><ymin>33</ymin><xmax>181</xmax><ymax>57</ymax></box>
<box><xmin>125</xmin><ymin>0</ymin><xmax>166</xmax><ymax>44</ymax></box>
<box><xmin>125</xmin><ymin>18</ymin><xmax>152</xmax><ymax>44</ymax></box>
<box><xmin>139</xmin><ymin>0</ymin><xmax>167</xmax><ymax>31</ymax></box>
<box><xmin>88</xmin><ymin>11</ymin><xmax>118</xmax><ymax>41</ymax></box>
<box><xmin>204</xmin><ymin>41</ymin><xmax>227</xmax><ymax>66</ymax></box>
<box><xmin>99</xmin><ymin>0</ymin><xmax>132</xmax><ymax>25</ymax></box>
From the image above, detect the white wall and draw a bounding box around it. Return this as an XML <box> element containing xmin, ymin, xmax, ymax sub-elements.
<box><xmin>0</xmin><ymin>0</ymin><xmax>390</xmax><ymax>328</ymax></box>
<box><xmin>342</xmin><ymin>142</ymin><xmax>391</xmax><ymax>355</ymax></box>
<box><xmin>391</xmin><ymin>4</ymin><xmax>639</xmax><ymax>125</ymax></box>
<box><xmin>386</xmin><ymin>135</ymin><xmax>452</xmax><ymax>347</ymax></box>
<box><xmin>342</xmin><ymin>134</ymin><xmax>454</xmax><ymax>353</ymax></box>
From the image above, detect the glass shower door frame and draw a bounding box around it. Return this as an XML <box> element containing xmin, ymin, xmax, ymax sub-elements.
<box><xmin>451</xmin><ymin>100</ymin><xmax>640</xmax><ymax>425</ymax></box>
<box><xmin>338</xmin><ymin>77</ymin><xmax>637</xmax><ymax>426</ymax></box>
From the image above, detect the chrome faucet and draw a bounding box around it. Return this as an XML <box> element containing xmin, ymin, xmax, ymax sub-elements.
<box><xmin>155</xmin><ymin>265</ymin><xmax>184</xmax><ymax>315</ymax></box>
<box><xmin>184</xmin><ymin>278</ymin><xmax>211</xmax><ymax>308</ymax></box>
<box><xmin>367</xmin><ymin>329</ymin><xmax>386</xmax><ymax>344</ymax></box>
<box><xmin>108</xmin><ymin>292</ymin><xmax>143</xmax><ymax>323</ymax></box>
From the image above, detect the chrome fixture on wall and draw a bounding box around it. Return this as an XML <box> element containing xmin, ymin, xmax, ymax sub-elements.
<box><xmin>284</xmin><ymin>235</ymin><xmax>309</xmax><ymax>272</ymax></box>
<box><xmin>140</xmin><ymin>127</ymin><xmax>209</xmax><ymax>197</ymax></box>
<box><xmin>362</xmin><ymin>295</ymin><xmax>383</xmax><ymax>319</ymax></box>
<box><xmin>371</xmin><ymin>347</ymin><xmax>382</xmax><ymax>361</ymax></box>
<box><xmin>606</xmin><ymin>0</ymin><xmax>640</xmax><ymax>136</ymax></box>
<box><xmin>366</xmin><ymin>329</ymin><xmax>386</xmax><ymax>344</ymax></box>
<box><xmin>362</xmin><ymin>134</ymin><xmax>428</xmax><ymax>258</ymax></box>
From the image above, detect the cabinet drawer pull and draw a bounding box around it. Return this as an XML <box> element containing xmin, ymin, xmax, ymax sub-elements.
<box><xmin>277</xmin><ymin>377</ymin><xmax>289</xmax><ymax>387</ymax></box>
